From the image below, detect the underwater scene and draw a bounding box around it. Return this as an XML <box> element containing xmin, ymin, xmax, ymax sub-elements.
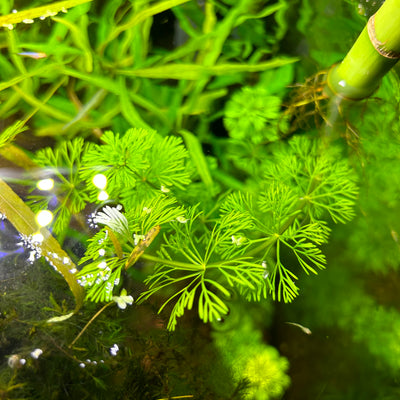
<box><xmin>1</xmin><ymin>0</ymin><xmax>400</xmax><ymax>398</ymax></box>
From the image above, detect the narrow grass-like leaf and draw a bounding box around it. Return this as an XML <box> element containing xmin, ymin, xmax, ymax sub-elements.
<box><xmin>180</xmin><ymin>89</ymin><xmax>227</xmax><ymax>115</ymax></box>
<box><xmin>117</xmin><ymin>59</ymin><xmax>298</xmax><ymax>80</ymax></box>
<box><xmin>235</xmin><ymin>3</ymin><xmax>284</xmax><ymax>26</ymax></box>
<box><xmin>0</xmin><ymin>144</ymin><xmax>38</xmax><ymax>169</ymax></box>
<box><xmin>118</xmin><ymin>77</ymin><xmax>151</xmax><ymax>130</ymax></box>
<box><xmin>0</xmin><ymin>0</ymin><xmax>92</xmax><ymax>27</ymax></box>
<box><xmin>0</xmin><ymin>64</ymin><xmax>60</xmax><ymax>92</ymax></box>
<box><xmin>180</xmin><ymin>130</ymin><xmax>213</xmax><ymax>188</ymax></box>
<box><xmin>61</xmin><ymin>67</ymin><xmax>120</xmax><ymax>93</ymax></box>
<box><xmin>0</xmin><ymin>120</ymin><xmax>27</xmax><ymax>149</ymax></box>
<box><xmin>101</xmin><ymin>0</ymin><xmax>191</xmax><ymax>50</ymax></box>
<box><xmin>12</xmin><ymin>85</ymin><xmax>72</xmax><ymax>122</ymax></box>
<box><xmin>51</xmin><ymin>16</ymin><xmax>93</xmax><ymax>72</ymax></box>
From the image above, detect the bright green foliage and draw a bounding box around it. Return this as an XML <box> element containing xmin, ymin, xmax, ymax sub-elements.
<box><xmin>262</xmin><ymin>139</ymin><xmax>357</xmax><ymax>224</ymax></box>
<box><xmin>223</xmin><ymin>66</ymin><xmax>293</xmax><ymax>175</ymax></box>
<box><xmin>0</xmin><ymin>0</ymin><xmax>295</xmax><ymax>136</ymax></box>
<box><xmin>30</xmin><ymin>137</ymin><xmax>90</xmax><ymax>235</ymax></box>
<box><xmin>28</xmin><ymin>128</ymin><xmax>191</xmax><ymax>236</ymax></box>
<box><xmin>219</xmin><ymin>138</ymin><xmax>356</xmax><ymax>303</ymax></box>
<box><xmin>24</xmin><ymin>126</ymin><xmax>359</xmax><ymax>329</ymax></box>
<box><xmin>242</xmin><ymin>349</ymin><xmax>290</xmax><ymax>400</ymax></box>
<box><xmin>80</xmin><ymin>128</ymin><xmax>191</xmax><ymax>205</ymax></box>
<box><xmin>224</xmin><ymin>87</ymin><xmax>283</xmax><ymax>143</ymax></box>
<box><xmin>73</xmin><ymin>133</ymin><xmax>357</xmax><ymax>328</ymax></box>
<box><xmin>138</xmin><ymin>206</ymin><xmax>265</xmax><ymax>330</ymax></box>
<box><xmin>0</xmin><ymin>0</ymin><xmax>359</xmax><ymax>332</ymax></box>
<box><xmin>81</xmin><ymin>129</ymin><xmax>154</xmax><ymax>194</ymax></box>
<box><xmin>213</xmin><ymin>310</ymin><xmax>290</xmax><ymax>400</ymax></box>
<box><xmin>76</xmin><ymin>194</ymin><xmax>185</xmax><ymax>302</ymax></box>
<box><xmin>0</xmin><ymin>120</ymin><xmax>27</xmax><ymax>149</ymax></box>
<box><xmin>2</xmin><ymin>0</ymin><xmax>400</xmax><ymax>398</ymax></box>
<box><xmin>0</xmin><ymin>0</ymin><xmax>303</xmax><ymax>334</ymax></box>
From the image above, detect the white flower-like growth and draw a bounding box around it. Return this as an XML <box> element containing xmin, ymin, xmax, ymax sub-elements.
<box><xmin>93</xmin><ymin>205</ymin><xmax>130</xmax><ymax>237</ymax></box>
<box><xmin>231</xmin><ymin>235</ymin><xmax>246</xmax><ymax>246</ymax></box>
<box><xmin>112</xmin><ymin>289</ymin><xmax>134</xmax><ymax>309</ymax></box>
<box><xmin>110</xmin><ymin>344</ymin><xmax>119</xmax><ymax>356</ymax></box>
<box><xmin>30</xmin><ymin>348</ymin><xmax>43</xmax><ymax>359</ymax></box>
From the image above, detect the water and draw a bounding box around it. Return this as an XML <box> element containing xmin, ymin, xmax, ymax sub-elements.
<box><xmin>1</xmin><ymin>1</ymin><xmax>400</xmax><ymax>399</ymax></box>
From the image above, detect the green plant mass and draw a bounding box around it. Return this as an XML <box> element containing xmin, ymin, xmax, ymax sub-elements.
<box><xmin>1</xmin><ymin>0</ymin><xmax>400</xmax><ymax>398</ymax></box>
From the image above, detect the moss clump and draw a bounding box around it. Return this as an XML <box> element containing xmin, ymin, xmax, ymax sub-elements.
<box><xmin>242</xmin><ymin>347</ymin><xmax>290</xmax><ymax>400</ymax></box>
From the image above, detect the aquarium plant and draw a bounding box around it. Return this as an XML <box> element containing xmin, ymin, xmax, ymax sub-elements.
<box><xmin>1</xmin><ymin>0</ymin><xmax>400</xmax><ymax>398</ymax></box>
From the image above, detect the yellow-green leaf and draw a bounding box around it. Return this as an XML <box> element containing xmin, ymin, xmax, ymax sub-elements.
<box><xmin>0</xmin><ymin>120</ymin><xmax>27</xmax><ymax>149</ymax></box>
<box><xmin>0</xmin><ymin>0</ymin><xmax>92</xmax><ymax>28</ymax></box>
<box><xmin>0</xmin><ymin>178</ymin><xmax>84</xmax><ymax>310</ymax></box>
<box><xmin>117</xmin><ymin>58</ymin><xmax>298</xmax><ymax>80</ymax></box>
<box><xmin>47</xmin><ymin>312</ymin><xmax>74</xmax><ymax>323</ymax></box>
<box><xmin>180</xmin><ymin>130</ymin><xmax>213</xmax><ymax>189</ymax></box>
<box><xmin>100</xmin><ymin>0</ymin><xmax>191</xmax><ymax>51</ymax></box>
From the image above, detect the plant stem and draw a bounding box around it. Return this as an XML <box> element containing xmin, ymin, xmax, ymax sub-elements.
<box><xmin>69</xmin><ymin>302</ymin><xmax>113</xmax><ymax>348</ymax></box>
<box><xmin>247</xmin><ymin>198</ymin><xmax>306</xmax><ymax>258</ymax></box>
<box><xmin>327</xmin><ymin>0</ymin><xmax>400</xmax><ymax>99</ymax></box>
<box><xmin>141</xmin><ymin>253</ymin><xmax>204</xmax><ymax>271</ymax></box>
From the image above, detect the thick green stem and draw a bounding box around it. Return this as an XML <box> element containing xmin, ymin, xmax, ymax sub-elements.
<box><xmin>327</xmin><ymin>0</ymin><xmax>400</xmax><ymax>100</ymax></box>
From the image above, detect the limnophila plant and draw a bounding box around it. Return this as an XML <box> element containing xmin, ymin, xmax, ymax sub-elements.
<box><xmin>0</xmin><ymin>0</ymin><xmax>311</xmax><ymax>329</ymax></box>
<box><xmin>1</xmin><ymin>0</ymin><xmax>400</xmax><ymax>398</ymax></box>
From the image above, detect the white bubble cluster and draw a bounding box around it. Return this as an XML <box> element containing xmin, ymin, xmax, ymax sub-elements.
<box><xmin>18</xmin><ymin>233</ymin><xmax>42</xmax><ymax>264</ymax></box>
<box><xmin>44</xmin><ymin>250</ymin><xmax>72</xmax><ymax>274</ymax></box>
<box><xmin>78</xmin><ymin>359</ymin><xmax>104</xmax><ymax>368</ymax></box>
<box><xmin>77</xmin><ymin>254</ymin><xmax>121</xmax><ymax>297</ymax></box>
<box><xmin>87</xmin><ymin>212</ymin><xmax>98</xmax><ymax>229</ymax></box>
